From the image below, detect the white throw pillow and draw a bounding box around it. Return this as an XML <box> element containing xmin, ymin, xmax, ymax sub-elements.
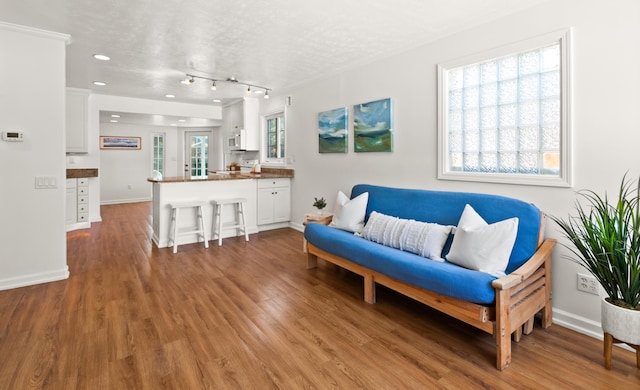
<box><xmin>446</xmin><ymin>204</ymin><xmax>518</xmax><ymax>276</ymax></box>
<box><xmin>361</xmin><ymin>211</ymin><xmax>453</xmax><ymax>261</ymax></box>
<box><xmin>329</xmin><ymin>191</ymin><xmax>369</xmax><ymax>233</ymax></box>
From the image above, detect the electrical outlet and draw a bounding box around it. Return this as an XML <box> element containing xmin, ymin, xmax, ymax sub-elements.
<box><xmin>577</xmin><ymin>273</ymin><xmax>599</xmax><ymax>295</ymax></box>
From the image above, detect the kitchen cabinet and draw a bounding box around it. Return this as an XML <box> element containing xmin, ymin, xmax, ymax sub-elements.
<box><xmin>77</xmin><ymin>178</ymin><xmax>89</xmax><ymax>222</ymax></box>
<box><xmin>66</xmin><ymin>177</ymin><xmax>91</xmax><ymax>231</ymax></box>
<box><xmin>257</xmin><ymin>178</ymin><xmax>291</xmax><ymax>226</ymax></box>
<box><xmin>223</xmin><ymin>97</ymin><xmax>260</xmax><ymax>151</ymax></box>
<box><xmin>66</xmin><ymin>179</ymin><xmax>77</xmax><ymax>225</ymax></box>
<box><xmin>66</xmin><ymin>88</ymin><xmax>90</xmax><ymax>154</ymax></box>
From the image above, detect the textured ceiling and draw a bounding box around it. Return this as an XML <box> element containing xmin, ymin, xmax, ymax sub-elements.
<box><xmin>1</xmin><ymin>0</ymin><xmax>547</xmax><ymax>124</ymax></box>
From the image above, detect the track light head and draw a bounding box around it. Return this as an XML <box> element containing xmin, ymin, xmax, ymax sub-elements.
<box><xmin>181</xmin><ymin>76</ymin><xmax>194</xmax><ymax>85</ymax></box>
<box><xmin>247</xmin><ymin>85</ymin><xmax>251</xmax><ymax>93</ymax></box>
<box><xmin>264</xmin><ymin>90</ymin><xmax>270</xmax><ymax>99</ymax></box>
<box><xmin>211</xmin><ymin>81</ymin><xmax>217</xmax><ymax>91</ymax></box>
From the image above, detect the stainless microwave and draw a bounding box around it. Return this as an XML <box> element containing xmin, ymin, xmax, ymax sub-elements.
<box><xmin>228</xmin><ymin>129</ymin><xmax>246</xmax><ymax>151</ymax></box>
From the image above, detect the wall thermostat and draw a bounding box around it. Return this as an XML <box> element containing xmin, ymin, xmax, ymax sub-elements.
<box><xmin>2</xmin><ymin>131</ymin><xmax>24</xmax><ymax>142</ymax></box>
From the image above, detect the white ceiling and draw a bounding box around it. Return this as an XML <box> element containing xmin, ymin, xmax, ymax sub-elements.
<box><xmin>1</xmin><ymin>0</ymin><xmax>547</xmax><ymax>126</ymax></box>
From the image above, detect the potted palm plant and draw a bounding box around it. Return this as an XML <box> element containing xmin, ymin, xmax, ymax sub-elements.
<box><xmin>551</xmin><ymin>175</ymin><xmax>640</xmax><ymax>368</ymax></box>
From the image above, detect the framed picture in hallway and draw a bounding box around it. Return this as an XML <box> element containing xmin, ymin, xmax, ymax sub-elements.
<box><xmin>100</xmin><ymin>136</ymin><xmax>142</xmax><ymax>150</ymax></box>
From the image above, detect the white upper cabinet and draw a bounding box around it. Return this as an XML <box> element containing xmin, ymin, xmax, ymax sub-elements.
<box><xmin>242</xmin><ymin>97</ymin><xmax>259</xmax><ymax>151</ymax></box>
<box><xmin>223</xmin><ymin>97</ymin><xmax>260</xmax><ymax>151</ymax></box>
<box><xmin>66</xmin><ymin>88</ymin><xmax>90</xmax><ymax>154</ymax></box>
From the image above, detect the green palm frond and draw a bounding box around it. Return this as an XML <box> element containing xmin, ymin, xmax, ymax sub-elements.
<box><xmin>551</xmin><ymin>174</ymin><xmax>640</xmax><ymax>309</ymax></box>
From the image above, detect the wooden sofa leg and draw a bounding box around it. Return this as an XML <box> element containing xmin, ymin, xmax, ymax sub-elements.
<box><xmin>496</xmin><ymin>290</ymin><xmax>511</xmax><ymax>370</ymax></box>
<box><xmin>364</xmin><ymin>273</ymin><xmax>376</xmax><ymax>304</ymax></box>
<box><xmin>541</xmin><ymin>256</ymin><xmax>553</xmax><ymax>329</ymax></box>
<box><xmin>513</xmin><ymin>327</ymin><xmax>523</xmax><ymax>342</ymax></box>
<box><xmin>523</xmin><ymin>317</ymin><xmax>535</xmax><ymax>335</ymax></box>
<box><xmin>542</xmin><ymin>302</ymin><xmax>553</xmax><ymax>329</ymax></box>
<box><xmin>307</xmin><ymin>253</ymin><xmax>318</xmax><ymax>269</ymax></box>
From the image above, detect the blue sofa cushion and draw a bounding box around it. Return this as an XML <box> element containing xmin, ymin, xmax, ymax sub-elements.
<box><xmin>350</xmin><ymin>184</ymin><xmax>541</xmax><ymax>274</ymax></box>
<box><xmin>305</xmin><ymin>224</ymin><xmax>498</xmax><ymax>304</ymax></box>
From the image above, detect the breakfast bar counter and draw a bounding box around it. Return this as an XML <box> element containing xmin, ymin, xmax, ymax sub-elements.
<box><xmin>147</xmin><ymin>171</ymin><xmax>293</xmax><ymax>184</ymax></box>
<box><xmin>148</xmin><ymin>168</ymin><xmax>294</xmax><ymax>249</ymax></box>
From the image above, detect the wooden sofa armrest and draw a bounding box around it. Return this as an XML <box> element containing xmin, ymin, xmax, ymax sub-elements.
<box><xmin>492</xmin><ymin>238</ymin><xmax>556</xmax><ymax>291</ymax></box>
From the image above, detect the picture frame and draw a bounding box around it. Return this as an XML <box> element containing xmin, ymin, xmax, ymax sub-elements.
<box><xmin>318</xmin><ymin>107</ymin><xmax>348</xmax><ymax>153</ymax></box>
<box><xmin>99</xmin><ymin>136</ymin><xmax>142</xmax><ymax>150</ymax></box>
<box><xmin>353</xmin><ymin>98</ymin><xmax>393</xmax><ymax>152</ymax></box>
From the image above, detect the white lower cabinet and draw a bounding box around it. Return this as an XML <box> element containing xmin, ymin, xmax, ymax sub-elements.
<box><xmin>77</xmin><ymin>178</ymin><xmax>89</xmax><ymax>222</ymax></box>
<box><xmin>257</xmin><ymin>178</ymin><xmax>291</xmax><ymax>226</ymax></box>
<box><xmin>66</xmin><ymin>179</ymin><xmax>77</xmax><ymax>225</ymax></box>
<box><xmin>66</xmin><ymin>177</ymin><xmax>91</xmax><ymax>231</ymax></box>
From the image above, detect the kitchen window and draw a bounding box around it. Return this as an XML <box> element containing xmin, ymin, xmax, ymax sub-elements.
<box><xmin>265</xmin><ymin>112</ymin><xmax>285</xmax><ymax>163</ymax></box>
<box><xmin>437</xmin><ymin>29</ymin><xmax>571</xmax><ymax>187</ymax></box>
<box><xmin>152</xmin><ymin>133</ymin><xmax>165</xmax><ymax>175</ymax></box>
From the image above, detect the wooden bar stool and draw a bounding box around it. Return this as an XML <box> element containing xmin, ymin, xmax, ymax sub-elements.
<box><xmin>211</xmin><ymin>198</ymin><xmax>249</xmax><ymax>246</ymax></box>
<box><xmin>168</xmin><ymin>201</ymin><xmax>209</xmax><ymax>253</ymax></box>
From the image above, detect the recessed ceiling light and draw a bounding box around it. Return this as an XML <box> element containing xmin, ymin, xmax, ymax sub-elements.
<box><xmin>253</xmin><ymin>90</ymin><xmax>264</xmax><ymax>94</ymax></box>
<box><xmin>93</xmin><ymin>54</ymin><xmax>110</xmax><ymax>61</ymax></box>
<box><xmin>111</xmin><ymin>114</ymin><xmax>120</xmax><ymax>118</ymax></box>
<box><xmin>93</xmin><ymin>81</ymin><xmax>107</xmax><ymax>86</ymax></box>
<box><xmin>212</xmin><ymin>99</ymin><xmax>221</xmax><ymax>103</ymax></box>
<box><xmin>170</xmin><ymin>123</ymin><xmax>178</xmax><ymax>126</ymax></box>
<box><xmin>110</xmin><ymin>120</ymin><xmax>118</xmax><ymax>123</ymax></box>
<box><xmin>165</xmin><ymin>94</ymin><xmax>175</xmax><ymax>98</ymax></box>
<box><xmin>178</xmin><ymin>119</ymin><xmax>186</xmax><ymax>122</ymax></box>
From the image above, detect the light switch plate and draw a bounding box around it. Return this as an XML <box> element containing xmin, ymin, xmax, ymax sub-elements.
<box><xmin>35</xmin><ymin>176</ymin><xmax>57</xmax><ymax>189</ymax></box>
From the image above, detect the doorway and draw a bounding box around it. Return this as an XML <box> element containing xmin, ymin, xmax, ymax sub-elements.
<box><xmin>185</xmin><ymin>132</ymin><xmax>210</xmax><ymax>177</ymax></box>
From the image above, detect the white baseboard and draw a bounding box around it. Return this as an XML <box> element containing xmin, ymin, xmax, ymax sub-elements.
<box><xmin>553</xmin><ymin>307</ymin><xmax>635</xmax><ymax>352</ymax></box>
<box><xmin>153</xmin><ymin>226</ymin><xmax>260</xmax><ymax>248</ymax></box>
<box><xmin>0</xmin><ymin>267</ymin><xmax>69</xmax><ymax>291</ymax></box>
<box><xmin>66</xmin><ymin>221</ymin><xmax>91</xmax><ymax>232</ymax></box>
<box><xmin>553</xmin><ymin>307</ymin><xmax>603</xmax><ymax>339</ymax></box>
<box><xmin>257</xmin><ymin>222</ymin><xmax>290</xmax><ymax>232</ymax></box>
<box><xmin>101</xmin><ymin>197</ymin><xmax>151</xmax><ymax>205</ymax></box>
<box><xmin>289</xmin><ymin>222</ymin><xmax>304</xmax><ymax>232</ymax></box>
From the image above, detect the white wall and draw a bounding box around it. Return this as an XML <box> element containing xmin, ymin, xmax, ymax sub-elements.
<box><xmin>69</xmin><ymin>94</ymin><xmax>223</xmax><ymax>210</ymax></box>
<box><xmin>100</xmin><ymin>123</ymin><xmax>169</xmax><ymax>204</ymax></box>
<box><xmin>0</xmin><ymin>23</ymin><xmax>69</xmax><ymax>289</ymax></box>
<box><xmin>269</xmin><ymin>0</ymin><xmax>640</xmax><ymax>338</ymax></box>
<box><xmin>100</xmin><ymin>124</ymin><xmax>221</xmax><ymax>204</ymax></box>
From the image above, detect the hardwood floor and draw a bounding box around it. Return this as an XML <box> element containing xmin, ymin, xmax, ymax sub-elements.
<box><xmin>1</xmin><ymin>202</ymin><xmax>639</xmax><ymax>389</ymax></box>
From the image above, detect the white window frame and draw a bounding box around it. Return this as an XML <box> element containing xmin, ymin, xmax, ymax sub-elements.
<box><xmin>437</xmin><ymin>29</ymin><xmax>572</xmax><ymax>187</ymax></box>
<box><xmin>151</xmin><ymin>132</ymin><xmax>165</xmax><ymax>175</ymax></box>
<box><xmin>262</xmin><ymin>110</ymin><xmax>286</xmax><ymax>165</ymax></box>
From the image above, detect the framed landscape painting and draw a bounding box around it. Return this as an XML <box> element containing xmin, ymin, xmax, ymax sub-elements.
<box><xmin>100</xmin><ymin>136</ymin><xmax>142</xmax><ymax>150</ymax></box>
<box><xmin>318</xmin><ymin>107</ymin><xmax>348</xmax><ymax>153</ymax></box>
<box><xmin>353</xmin><ymin>98</ymin><xmax>393</xmax><ymax>152</ymax></box>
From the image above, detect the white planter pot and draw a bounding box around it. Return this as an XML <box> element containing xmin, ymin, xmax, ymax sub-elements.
<box><xmin>601</xmin><ymin>297</ymin><xmax>640</xmax><ymax>345</ymax></box>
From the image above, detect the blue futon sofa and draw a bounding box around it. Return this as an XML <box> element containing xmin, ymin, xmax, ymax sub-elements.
<box><xmin>304</xmin><ymin>184</ymin><xmax>555</xmax><ymax>370</ymax></box>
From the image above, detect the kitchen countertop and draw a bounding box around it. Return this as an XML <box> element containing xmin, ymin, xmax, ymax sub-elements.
<box><xmin>67</xmin><ymin>168</ymin><xmax>99</xmax><ymax>178</ymax></box>
<box><xmin>147</xmin><ymin>168</ymin><xmax>294</xmax><ymax>183</ymax></box>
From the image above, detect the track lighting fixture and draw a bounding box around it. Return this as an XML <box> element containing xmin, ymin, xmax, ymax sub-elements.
<box><xmin>181</xmin><ymin>76</ymin><xmax>195</xmax><ymax>85</ymax></box>
<box><xmin>182</xmin><ymin>73</ymin><xmax>271</xmax><ymax>99</ymax></box>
